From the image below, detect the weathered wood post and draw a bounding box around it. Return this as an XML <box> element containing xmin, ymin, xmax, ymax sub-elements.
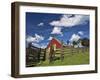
<box><xmin>37</xmin><ymin>48</ymin><xmax>41</xmax><ymax>62</ymax></box>
<box><xmin>49</xmin><ymin>45</ymin><xmax>54</xmax><ymax>63</ymax></box>
<box><xmin>43</xmin><ymin>48</ymin><xmax>46</xmax><ymax>61</ymax></box>
<box><xmin>60</xmin><ymin>41</ymin><xmax>64</xmax><ymax>61</ymax></box>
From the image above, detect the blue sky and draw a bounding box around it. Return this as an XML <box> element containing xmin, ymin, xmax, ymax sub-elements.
<box><xmin>26</xmin><ymin>12</ymin><xmax>90</xmax><ymax>48</ymax></box>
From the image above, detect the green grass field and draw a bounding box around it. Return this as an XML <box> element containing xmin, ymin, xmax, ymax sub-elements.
<box><xmin>36</xmin><ymin>49</ymin><xmax>89</xmax><ymax>66</ymax></box>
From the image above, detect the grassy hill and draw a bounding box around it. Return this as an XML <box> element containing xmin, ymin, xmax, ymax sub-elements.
<box><xmin>36</xmin><ymin>48</ymin><xmax>89</xmax><ymax>66</ymax></box>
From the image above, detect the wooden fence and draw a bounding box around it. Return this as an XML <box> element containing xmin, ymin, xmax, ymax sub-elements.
<box><xmin>26</xmin><ymin>46</ymin><xmax>89</xmax><ymax>66</ymax></box>
<box><xmin>26</xmin><ymin>47</ymin><xmax>46</xmax><ymax>67</ymax></box>
<box><xmin>49</xmin><ymin>46</ymin><xmax>89</xmax><ymax>62</ymax></box>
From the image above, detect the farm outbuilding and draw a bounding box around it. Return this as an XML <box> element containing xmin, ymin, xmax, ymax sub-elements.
<box><xmin>47</xmin><ymin>37</ymin><xmax>62</xmax><ymax>49</ymax></box>
<box><xmin>46</xmin><ymin>37</ymin><xmax>63</xmax><ymax>60</ymax></box>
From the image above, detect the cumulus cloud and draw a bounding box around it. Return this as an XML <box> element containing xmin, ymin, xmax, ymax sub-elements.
<box><xmin>31</xmin><ymin>43</ymin><xmax>40</xmax><ymax>48</ymax></box>
<box><xmin>40</xmin><ymin>45</ymin><xmax>47</xmax><ymax>48</ymax></box>
<box><xmin>32</xmin><ymin>43</ymin><xmax>47</xmax><ymax>48</ymax></box>
<box><xmin>26</xmin><ymin>34</ymin><xmax>44</xmax><ymax>43</ymax></box>
<box><xmin>50</xmin><ymin>14</ymin><xmax>89</xmax><ymax>35</ymax></box>
<box><xmin>37</xmin><ymin>22</ymin><xmax>44</xmax><ymax>26</ymax></box>
<box><xmin>78</xmin><ymin>31</ymin><xmax>84</xmax><ymax>35</ymax></box>
<box><xmin>48</xmin><ymin>36</ymin><xmax>53</xmax><ymax>40</ymax></box>
<box><xmin>50</xmin><ymin>14</ymin><xmax>89</xmax><ymax>27</ymax></box>
<box><xmin>26</xmin><ymin>36</ymin><xmax>36</xmax><ymax>43</ymax></box>
<box><xmin>34</xmin><ymin>34</ymin><xmax>44</xmax><ymax>42</ymax></box>
<box><xmin>51</xmin><ymin>27</ymin><xmax>62</xmax><ymax>35</ymax></box>
<box><xmin>70</xmin><ymin>34</ymin><xmax>81</xmax><ymax>42</ymax></box>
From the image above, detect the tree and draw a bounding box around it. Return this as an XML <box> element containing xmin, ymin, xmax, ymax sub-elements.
<box><xmin>81</xmin><ymin>38</ymin><xmax>89</xmax><ymax>53</ymax></box>
<box><xmin>72</xmin><ymin>41</ymin><xmax>77</xmax><ymax>47</ymax></box>
<box><xmin>71</xmin><ymin>41</ymin><xmax>77</xmax><ymax>54</ymax></box>
<box><xmin>81</xmin><ymin>38</ymin><xmax>89</xmax><ymax>47</ymax></box>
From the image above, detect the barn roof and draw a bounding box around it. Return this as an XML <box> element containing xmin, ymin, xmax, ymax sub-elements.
<box><xmin>47</xmin><ymin>37</ymin><xmax>62</xmax><ymax>49</ymax></box>
<box><xmin>52</xmin><ymin>37</ymin><xmax>62</xmax><ymax>44</ymax></box>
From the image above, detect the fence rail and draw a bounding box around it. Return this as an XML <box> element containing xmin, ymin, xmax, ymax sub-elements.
<box><xmin>26</xmin><ymin>46</ymin><xmax>89</xmax><ymax>66</ymax></box>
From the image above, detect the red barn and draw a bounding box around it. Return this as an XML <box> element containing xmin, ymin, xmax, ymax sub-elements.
<box><xmin>46</xmin><ymin>37</ymin><xmax>62</xmax><ymax>60</ymax></box>
<box><xmin>47</xmin><ymin>37</ymin><xmax>62</xmax><ymax>49</ymax></box>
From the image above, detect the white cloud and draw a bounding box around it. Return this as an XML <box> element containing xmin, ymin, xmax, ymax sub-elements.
<box><xmin>35</xmin><ymin>34</ymin><xmax>44</xmax><ymax>42</ymax></box>
<box><xmin>70</xmin><ymin>34</ymin><xmax>80</xmax><ymax>42</ymax></box>
<box><xmin>48</xmin><ymin>36</ymin><xmax>53</xmax><ymax>40</ymax></box>
<box><xmin>78</xmin><ymin>31</ymin><xmax>84</xmax><ymax>35</ymax></box>
<box><xmin>31</xmin><ymin>43</ymin><xmax>40</xmax><ymax>48</ymax></box>
<box><xmin>26</xmin><ymin>34</ymin><xmax>44</xmax><ymax>43</ymax></box>
<box><xmin>37</xmin><ymin>22</ymin><xmax>44</xmax><ymax>26</ymax></box>
<box><xmin>51</xmin><ymin>27</ymin><xmax>62</xmax><ymax>35</ymax></box>
<box><xmin>50</xmin><ymin>14</ymin><xmax>89</xmax><ymax>35</ymax></box>
<box><xmin>26</xmin><ymin>36</ymin><xmax>36</xmax><ymax>43</ymax></box>
<box><xmin>41</xmin><ymin>45</ymin><xmax>47</xmax><ymax>49</ymax></box>
<box><xmin>32</xmin><ymin>43</ymin><xmax>47</xmax><ymax>48</ymax></box>
<box><xmin>50</xmin><ymin>14</ymin><xmax>89</xmax><ymax>27</ymax></box>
